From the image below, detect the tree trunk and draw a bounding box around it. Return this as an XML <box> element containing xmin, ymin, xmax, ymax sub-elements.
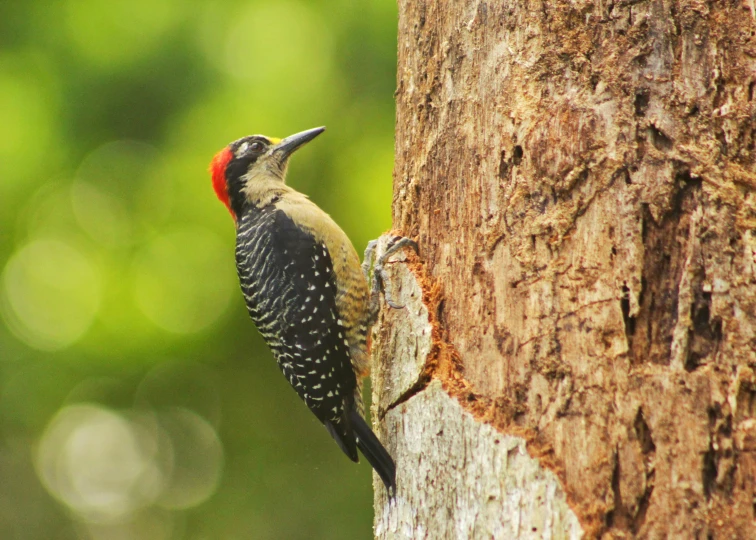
<box><xmin>371</xmin><ymin>1</ymin><xmax>756</xmax><ymax>538</ymax></box>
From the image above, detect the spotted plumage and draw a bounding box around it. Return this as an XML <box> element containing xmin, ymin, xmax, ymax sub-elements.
<box><xmin>210</xmin><ymin>127</ymin><xmax>395</xmax><ymax>493</ymax></box>
<box><xmin>236</xmin><ymin>206</ymin><xmax>359</xmax><ymax>453</ymax></box>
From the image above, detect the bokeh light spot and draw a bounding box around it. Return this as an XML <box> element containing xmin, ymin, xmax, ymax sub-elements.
<box><xmin>1</xmin><ymin>239</ymin><xmax>102</xmax><ymax>351</ymax></box>
<box><xmin>132</xmin><ymin>227</ymin><xmax>234</xmax><ymax>333</ymax></box>
<box><xmin>35</xmin><ymin>405</ymin><xmax>164</xmax><ymax>523</ymax></box>
<box><xmin>36</xmin><ymin>404</ymin><xmax>223</xmax><ymax>527</ymax></box>
<box><xmin>156</xmin><ymin>408</ymin><xmax>223</xmax><ymax>510</ymax></box>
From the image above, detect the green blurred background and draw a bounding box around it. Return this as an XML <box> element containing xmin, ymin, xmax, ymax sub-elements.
<box><xmin>0</xmin><ymin>1</ymin><xmax>396</xmax><ymax>538</ymax></box>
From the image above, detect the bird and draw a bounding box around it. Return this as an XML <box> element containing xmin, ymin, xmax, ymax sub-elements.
<box><xmin>209</xmin><ymin>126</ymin><xmax>396</xmax><ymax>493</ymax></box>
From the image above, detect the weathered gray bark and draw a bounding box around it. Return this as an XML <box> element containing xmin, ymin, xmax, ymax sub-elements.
<box><xmin>371</xmin><ymin>1</ymin><xmax>756</xmax><ymax>538</ymax></box>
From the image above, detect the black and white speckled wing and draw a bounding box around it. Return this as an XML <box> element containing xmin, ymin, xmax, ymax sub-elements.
<box><xmin>235</xmin><ymin>205</ymin><xmax>359</xmax><ymax>460</ymax></box>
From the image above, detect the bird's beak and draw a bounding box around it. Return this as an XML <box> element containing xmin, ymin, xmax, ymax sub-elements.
<box><xmin>271</xmin><ymin>127</ymin><xmax>326</xmax><ymax>162</ymax></box>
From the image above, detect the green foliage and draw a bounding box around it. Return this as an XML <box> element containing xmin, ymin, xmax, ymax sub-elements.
<box><xmin>0</xmin><ymin>1</ymin><xmax>396</xmax><ymax>538</ymax></box>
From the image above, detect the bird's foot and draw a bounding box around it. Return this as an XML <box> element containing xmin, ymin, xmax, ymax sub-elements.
<box><xmin>363</xmin><ymin>235</ymin><xmax>419</xmax><ymax>325</ymax></box>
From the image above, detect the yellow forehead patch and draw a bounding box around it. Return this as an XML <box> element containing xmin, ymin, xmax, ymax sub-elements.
<box><xmin>267</xmin><ymin>137</ymin><xmax>282</xmax><ymax>144</ymax></box>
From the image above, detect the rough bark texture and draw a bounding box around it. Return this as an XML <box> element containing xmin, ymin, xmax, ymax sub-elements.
<box><xmin>372</xmin><ymin>1</ymin><xmax>756</xmax><ymax>538</ymax></box>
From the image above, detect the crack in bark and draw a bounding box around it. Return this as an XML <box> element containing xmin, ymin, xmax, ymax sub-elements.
<box><xmin>380</xmin><ymin>373</ymin><xmax>432</xmax><ymax>419</ymax></box>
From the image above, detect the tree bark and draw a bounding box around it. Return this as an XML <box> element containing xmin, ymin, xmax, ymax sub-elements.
<box><xmin>371</xmin><ymin>1</ymin><xmax>756</xmax><ymax>538</ymax></box>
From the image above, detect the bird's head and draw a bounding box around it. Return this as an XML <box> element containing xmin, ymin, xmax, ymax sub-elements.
<box><xmin>210</xmin><ymin>126</ymin><xmax>325</xmax><ymax>220</ymax></box>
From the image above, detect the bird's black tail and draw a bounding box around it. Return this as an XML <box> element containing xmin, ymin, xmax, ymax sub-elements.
<box><xmin>350</xmin><ymin>408</ymin><xmax>396</xmax><ymax>495</ymax></box>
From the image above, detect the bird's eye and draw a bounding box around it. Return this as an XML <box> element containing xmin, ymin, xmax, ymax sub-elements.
<box><xmin>250</xmin><ymin>141</ymin><xmax>264</xmax><ymax>152</ymax></box>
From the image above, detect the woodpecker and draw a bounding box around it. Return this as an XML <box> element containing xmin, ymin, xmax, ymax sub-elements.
<box><xmin>210</xmin><ymin>127</ymin><xmax>396</xmax><ymax>493</ymax></box>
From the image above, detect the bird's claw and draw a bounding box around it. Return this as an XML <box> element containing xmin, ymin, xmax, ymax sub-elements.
<box><xmin>363</xmin><ymin>235</ymin><xmax>419</xmax><ymax>323</ymax></box>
